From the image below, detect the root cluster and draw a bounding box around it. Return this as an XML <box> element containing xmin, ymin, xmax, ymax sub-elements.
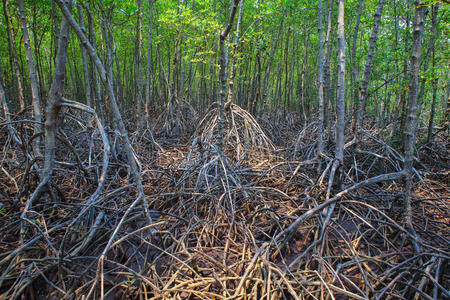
<box><xmin>0</xmin><ymin>109</ymin><xmax>448</xmax><ymax>299</ymax></box>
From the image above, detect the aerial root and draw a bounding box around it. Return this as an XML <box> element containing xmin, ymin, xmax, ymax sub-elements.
<box><xmin>0</xmin><ymin>113</ymin><xmax>448</xmax><ymax>299</ymax></box>
<box><xmin>153</xmin><ymin>99</ymin><xmax>198</xmax><ymax>138</ymax></box>
<box><xmin>197</xmin><ymin>103</ymin><xmax>275</xmax><ymax>162</ymax></box>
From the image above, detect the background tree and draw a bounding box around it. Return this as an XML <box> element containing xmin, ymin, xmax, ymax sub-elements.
<box><xmin>17</xmin><ymin>0</ymin><xmax>42</xmax><ymax>156</ymax></box>
<box><xmin>402</xmin><ymin>0</ymin><xmax>427</xmax><ymax>247</ymax></box>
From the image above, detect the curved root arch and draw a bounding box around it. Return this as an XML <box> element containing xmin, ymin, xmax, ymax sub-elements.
<box><xmin>196</xmin><ymin>103</ymin><xmax>275</xmax><ymax>162</ymax></box>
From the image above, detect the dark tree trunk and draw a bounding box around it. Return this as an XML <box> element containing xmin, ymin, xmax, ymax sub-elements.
<box><xmin>135</xmin><ymin>0</ymin><xmax>144</xmax><ymax>130</ymax></box>
<box><xmin>3</xmin><ymin>0</ymin><xmax>25</xmax><ymax>111</ymax></box>
<box><xmin>354</xmin><ymin>0</ymin><xmax>385</xmax><ymax>133</ymax></box>
<box><xmin>402</xmin><ymin>1</ymin><xmax>427</xmax><ymax>241</ymax></box>
<box><xmin>17</xmin><ymin>0</ymin><xmax>43</xmax><ymax>155</ymax></box>
<box><xmin>350</xmin><ymin>0</ymin><xmax>363</xmax><ymax>126</ymax></box>
<box><xmin>218</xmin><ymin>0</ymin><xmax>240</xmax><ymax>153</ymax></box>
<box><xmin>336</xmin><ymin>0</ymin><xmax>346</xmax><ymax>171</ymax></box>
<box><xmin>77</xmin><ymin>4</ymin><xmax>91</xmax><ymax>108</ymax></box>
<box><xmin>145</xmin><ymin>0</ymin><xmax>154</xmax><ymax>120</ymax></box>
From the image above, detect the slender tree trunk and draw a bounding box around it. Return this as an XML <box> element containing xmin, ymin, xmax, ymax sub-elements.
<box><xmin>350</xmin><ymin>0</ymin><xmax>363</xmax><ymax>126</ymax></box>
<box><xmin>426</xmin><ymin>70</ymin><xmax>438</xmax><ymax>144</ymax></box>
<box><xmin>77</xmin><ymin>4</ymin><xmax>91</xmax><ymax>108</ymax></box>
<box><xmin>445</xmin><ymin>79</ymin><xmax>450</xmax><ymax>129</ymax></box>
<box><xmin>403</xmin><ymin>0</ymin><xmax>427</xmax><ymax>238</ymax></box>
<box><xmin>210</xmin><ymin>41</ymin><xmax>217</xmax><ymax>105</ymax></box>
<box><xmin>26</xmin><ymin>0</ymin><xmax>73</xmax><ymax>209</ymax></box>
<box><xmin>51</xmin><ymin>0</ymin><xmax>59</xmax><ymax>63</ymax></box>
<box><xmin>225</xmin><ymin>0</ymin><xmax>244</xmax><ymax>110</ymax></box>
<box><xmin>287</xmin><ymin>38</ymin><xmax>296</xmax><ymax>111</ymax></box>
<box><xmin>55</xmin><ymin>0</ymin><xmax>146</xmax><ymax>195</ymax></box>
<box><xmin>100</xmin><ymin>9</ymin><xmax>114</xmax><ymax>125</ymax></box>
<box><xmin>425</xmin><ymin>7</ymin><xmax>438</xmax><ymax>144</ymax></box>
<box><xmin>249</xmin><ymin>0</ymin><xmax>262</xmax><ymax>116</ymax></box>
<box><xmin>328</xmin><ymin>51</ymin><xmax>339</xmax><ymax>142</ymax></box>
<box><xmin>178</xmin><ymin>0</ymin><xmax>188</xmax><ymax>112</ymax></box>
<box><xmin>300</xmin><ymin>33</ymin><xmax>309</xmax><ymax>121</ymax></box>
<box><xmin>17</xmin><ymin>0</ymin><xmax>43</xmax><ymax>155</ymax></box>
<box><xmin>392</xmin><ymin>0</ymin><xmax>400</xmax><ymax>126</ymax></box>
<box><xmin>84</xmin><ymin>3</ymin><xmax>104</xmax><ymax>122</ymax></box>
<box><xmin>3</xmin><ymin>0</ymin><xmax>25</xmax><ymax>111</ymax></box>
<box><xmin>45</xmin><ymin>0</ymin><xmax>71</xmax><ymax>164</ymax></box>
<box><xmin>218</xmin><ymin>0</ymin><xmax>240</xmax><ymax>153</ymax></box>
<box><xmin>274</xmin><ymin>55</ymin><xmax>283</xmax><ymax>112</ymax></box>
<box><xmin>381</xmin><ymin>71</ymin><xmax>389</xmax><ymax>125</ymax></box>
<box><xmin>55</xmin><ymin>2</ymin><xmax>156</xmax><ymax>275</ymax></box>
<box><xmin>32</xmin><ymin>6</ymin><xmax>46</xmax><ymax>101</ymax></box>
<box><xmin>135</xmin><ymin>0</ymin><xmax>144</xmax><ymax>130</ymax></box>
<box><xmin>168</xmin><ymin>30</ymin><xmax>181</xmax><ymax>134</ymax></box>
<box><xmin>252</xmin><ymin>54</ymin><xmax>261</xmax><ymax>115</ymax></box>
<box><xmin>115</xmin><ymin>54</ymin><xmax>124</xmax><ymax>103</ymax></box>
<box><xmin>335</xmin><ymin>0</ymin><xmax>346</xmax><ymax>179</ymax></box>
<box><xmin>317</xmin><ymin>0</ymin><xmax>325</xmax><ymax>159</ymax></box>
<box><xmin>397</xmin><ymin>13</ymin><xmax>411</xmax><ymax>145</ymax></box>
<box><xmin>2</xmin><ymin>0</ymin><xmax>14</xmax><ymax>88</ymax></box>
<box><xmin>281</xmin><ymin>28</ymin><xmax>290</xmax><ymax>117</ymax></box>
<box><xmin>145</xmin><ymin>0</ymin><xmax>154</xmax><ymax>121</ymax></box>
<box><xmin>0</xmin><ymin>71</ymin><xmax>22</xmax><ymax>146</ymax></box>
<box><xmin>323</xmin><ymin>0</ymin><xmax>333</xmax><ymax>136</ymax></box>
<box><xmin>417</xmin><ymin>5</ymin><xmax>438</xmax><ymax>118</ymax></box>
<box><xmin>246</xmin><ymin>52</ymin><xmax>253</xmax><ymax>112</ymax></box>
<box><xmin>320</xmin><ymin>0</ymin><xmax>347</xmax><ymax>252</ymax></box>
<box><xmin>354</xmin><ymin>0</ymin><xmax>385</xmax><ymax>133</ymax></box>
<box><xmin>261</xmin><ymin>17</ymin><xmax>284</xmax><ymax>112</ymax></box>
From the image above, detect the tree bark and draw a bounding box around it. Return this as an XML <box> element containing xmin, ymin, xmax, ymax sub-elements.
<box><xmin>350</xmin><ymin>0</ymin><xmax>363</xmax><ymax>126</ymax></box>
<box><xmin>300</xmin><ymin>33</ymin><xmax>309</xmax><ymax>121</ymax></box>
<box><xmin>17</xmin><ymin>0</ymin><xmax>43</xmax><ymax>155</ymax></box>
<box><xmin>145</xmin><ymin>0</ymin><xmax>154</xmax><ymax>121</ymax></box>
<box><xmin>168</xmin><ymin>30</ymin><xmax>181</xmax><ymax>134</ymax></box>
<box><xmin>354</xmin><ymin>0</ymin><xmax>385</xmax><ymax>133</ymax></box>
<box><xmin>84</xmin><ymin>3</ymin><xmax>104</xmax><ymax>122</ymax></box>
<box><xmin>218</xmin><ymin>0</ymin><xmax>240</xmax><ymax>153</ymax></box>
<box><xmin>135</xmin><ymin>0</ymin><xmax>144</xmax><ymax>130</ymax></box>
<box><xmin>2</xmin><ymin>0</ymin><xmax>14</xmax><ymax>88</ymax></box>
<box><xmin>42</xmin><ymin>0</ymin><xmax>72</xmax><ymax>182</ymax></box>
<box><xmin>321</xmin><ymin>0</ymin><xmax>347</xmax><ymax>242</ymax></box>
<box><xmin>225</xmin><ymin>0</ymin><xmax>244</xmax><ymax>110</ymax></box>
<box><xmin>392</xmin><ymin>0</ymin><xmax>400</xmax><ymax>127</ymax></box>
<box><xmin>336</xmin><ymin>0</ymin><xmax>346</xmax><ymax>169</ymax></box>
<box><xmin>281</xmin><ymin>28</ymin><xmax>290</xmax><ymax>117</ymax></box>
<box><xmin>53</xmin><ymin>1</ymin><xmax>156</xmax><ymax>245</ymax></box>
<box><xmin>100</xmin><ymin>9</ymin><xmax>114</xmax><ymax>126</ymax></box>
<box><xmin>54</xmin><ymin>0</ymin><xmax>144</xmax><ymax>185</ymax></box>
<box><xmin>416</xmin><ymin>5</ymin><xmax>438</xmax><ymax>119</ymax></box>
<box><xmin>397</xmin><ymin>12</ymin><xmax>411</xmax><ymax>147</ymax></box>
<box><xmin>317</xmin><ymin>0</ymin><xmax>325</xmax><ymax>159</ymax></box>
<box><xmin>249</xmin><ymin>0</ymin><xmax>262</xmax><ymax>116</ymax></box>
<box><xmin>323</xmin><ymin>0</ymin><xmax>333</xmax><ymax>137</ymax></box>
<box><xmin>403</xmin><ymin>0</ymin><xmax>427</xmax><ymax>237</ymax></box>
<box><xmin>179</xmin><ymin>0</ymin><xmax>188</xmax><ymax>114</ymax></box>
<box><xmin>261</xmin><ymin>17</ymin><xmax>284</xmax><ymax>112</ymax></box>
<box><xmin>445</xmin><ymin>81</ymin><xmax>450</xmax><ymax>129</ymax></box>
<box><xmin>77</xmin><ymin>4</ymin><xmax>91</xmax><ymax>108</ymax></box>
<box><xmin>0</xmin><ymin>71</ymin><xmax>22</xmax><ymax>146</ymax></box>
<box><xmin>31</xmin><ymin>7</ymin><xmax>46</xmax><ymax>101</ymax></box>
<box><xmin>3</xmin><ymin>0</ymin><xmax>25</xmax><ymax>111</ymax></box>
<box><xmin>426</xmin><ymin>69</ymin><xmax>438</xmax><ymax>144</ymax></box>
<box><xmin>21</xmin><ymin>0</ymin><xmax>72</xmax><ymax>216</ymax></box>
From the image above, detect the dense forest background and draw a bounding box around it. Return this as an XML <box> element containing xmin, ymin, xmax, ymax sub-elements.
<box><xmin>0</xmin><ymin>0</ymin><xmax>448</xmax><ymax>299</ymax></box>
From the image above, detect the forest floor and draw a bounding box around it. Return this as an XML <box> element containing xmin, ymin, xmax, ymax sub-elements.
<box><xmin>0</xmin><ymin>107</ymin><xmax>448</xmax><ymax>299</ymax></box>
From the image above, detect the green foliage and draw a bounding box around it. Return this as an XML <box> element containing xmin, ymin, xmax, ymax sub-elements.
<box><xmin>0</xmin><ymin>0</ymin><xmax>447</xmax><ymax>120</ymax></box>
